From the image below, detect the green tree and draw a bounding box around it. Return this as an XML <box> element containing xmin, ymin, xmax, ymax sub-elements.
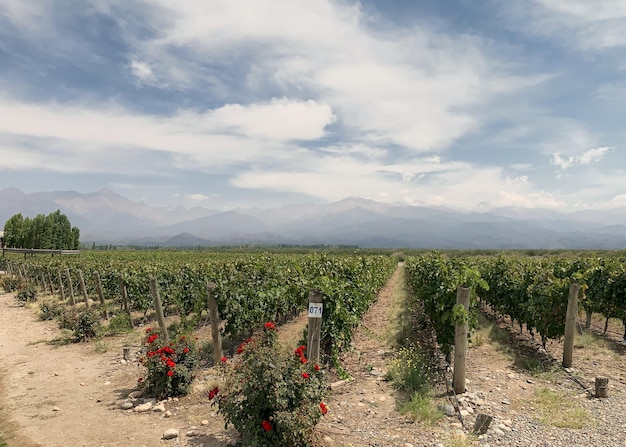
<box><xmin>3</xmin><ymin>210</ymin><xmax>80</xmax><ymax>249</ymax></box>
<box><xmin>3</xmin><ymin>213</ymin><xmax>25</xmax><ymax>247</ymax></box>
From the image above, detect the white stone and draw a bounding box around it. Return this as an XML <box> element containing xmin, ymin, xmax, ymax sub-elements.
<box><xmin>163</xmin><ymin>429</ymin><xmax>179</xmax><ymax>440</ymax></box>
<box><xmin>119</xmin><ymin>401</ymin><xmax>134</xmax><ymax>410</ymax></box>
<box><xmin>134</xmin><ymin>401</ymin><xmax>154</xmax><ymax>412</ymax></box>
<box><xmin>152</xmin><ymin>402</ymin><xmax>166</xmax><ymax>412</ymax></box>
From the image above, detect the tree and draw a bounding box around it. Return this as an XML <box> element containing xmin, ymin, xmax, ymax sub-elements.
<box><xmin>3</xmin><ymin>210</ymin><xmax>80</xmax><ymax>249</ymax></box>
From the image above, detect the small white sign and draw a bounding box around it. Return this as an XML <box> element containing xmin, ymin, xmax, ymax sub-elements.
<box><xmin>308</xmin><ymin>302</ymin><xmax>323</xmax><ymax>318</ymax></box>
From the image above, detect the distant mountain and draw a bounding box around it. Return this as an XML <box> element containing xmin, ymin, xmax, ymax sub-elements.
<box><xmin>1</xmin><ymin>187</ymin><xmax>626</xmax><ymax>249</ymax></box>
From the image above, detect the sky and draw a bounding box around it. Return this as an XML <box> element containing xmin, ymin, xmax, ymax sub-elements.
<box><xmin>0</xmin><ymin>0</ymin><xmax>625</xmax><ymax>212</ymax></box>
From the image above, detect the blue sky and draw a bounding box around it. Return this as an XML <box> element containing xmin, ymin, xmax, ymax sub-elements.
<box><xmin>0</xmin><ymin>0</ymin><xmax>625</xmax><ymax>211</ymax></box>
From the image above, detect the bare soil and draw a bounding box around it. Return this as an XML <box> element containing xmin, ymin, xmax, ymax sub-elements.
<box><xmin>2</xmin><ymin>267</ymin><xmax>626</xmax><ymax>447</ymax></box>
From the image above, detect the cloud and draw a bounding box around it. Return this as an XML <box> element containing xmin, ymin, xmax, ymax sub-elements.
<box><xmin>129</xmin><ymin>60</ymin><xmax>156</xmax><ymax>84</ymax></box>
<box><xmin>505</xmin><ymin>0</ymin><xmax>626</xmax><ymax>51</ymax></box>
<box><xmin>551</xmin><ymin>146</ymin><xmax>613</xmax><ymax>170</ymax></box>
<box><xmin>102</xmin><ymin>0</ymin><xmax>537</xmax><ymax>152</ymax></box>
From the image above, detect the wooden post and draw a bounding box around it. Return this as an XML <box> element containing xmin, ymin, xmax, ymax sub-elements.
<box><xmin>93</xmin><ymin>271</ymin><xmax>109</xmax><ymax>320</ymax></box>
<box><xmin>473</xmin><ymin>413</ymin><xmax>493</xmax><ymax>435</ymax></box>
<box><xmin>47</xmin><ymin>268</ymin><xmax>55</xmax><ymax>295</ymax></box>
<box><xmin>93</xmin><ymin>271</ymin><xmax>106</xmax><ymax>306</ymax></box>
<box><xmin>150</xmin><ymin>277</ymin><xmax>169</xmax><ymax>343</ymax></box>
<box><xmin>121</xmin><ymin>283</ymin><xmax>133</xmax><ymax>327</ymax></box>
<box><xmin>307</xmin><ymin>290</ymin><xmax>324</xmax><ymax>364</ymax></box>
<box><xmin>585</xmin><ymin>309</ymin><xmax>592</xmax><ymax>330</ymax></box>
<box><xmin>37</xmin><ymin>270</ymin><xmax>44</xmax><ymax>290</ymax></box>
<box><xmin>123</xmin><ymin>347</ymin><xmax>130</xmax><ymax>361</ymax></box>
<box><xmin>563</xmin><ymin>283</ymin><xmax>580</xmax><ymax>368</ymax></box>
<box><xmin>595</xmin><ymin>376</ymin><xmax>609</xmax><ymax>398</ymax></box>
<box><xmin>77</xmin><ymin>269</ymin><xmax>90</xmax><ymax>309</ymax></box>
<box><xmin>453</xmin><ymin>286</ymin><xmax>471</xmax><ymax>394</ymax></box>
<box><xmin>66</xmin><ymin>268</ymin><xmax>76</xmax><ymax>307</ymax></box>
<box><xmin>56</xmin><ymin>269</ymin><xmax>66</xmax><ymax>301</ymax></box>
<box><xmin>206</xmin><ymin>282</ymin><xmax>222</xmax><ymax>360</ymax></box>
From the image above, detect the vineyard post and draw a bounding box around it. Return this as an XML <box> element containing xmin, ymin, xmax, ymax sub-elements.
<box><xmin>121</xmin><ymin>283</ymin><xmax>133</xmax><ymax>327</ymax></box>
<box><xmin>47</xmin><ymin>268</ymin><xmax>55</xmax><ymax>295</ymax></box>
<box><xmin>206</xmin><ymin>282</ymin><xmax>222</xmax><ymax>360</ymax></box>
<box><xmin>66</xmin><ymin>268</ymin><xmax>76</xmax><ymax>307</ymax></box>
<box><xmin>453</xmin><ymin>286</ymin><xmax>471</xmax><ymax>394</ymax></box>
<box><xmin>585</xmin><ymin>309</ymin><xmax>592</xmax><ymax>330</ymax></box>
<box><xmin>56</xmin><ymin>269</ymin><xmax>66</xmax><ymax>301</ymax></box>
<box><xmin>563</xmin><ymin>282</ymin><xmax>580</xmax><ymax>368</ymax></box>
<box><xmin>93</xmin><ymin>272</ymin><xmax>106</xmax><ymax>306</ymax></box>
<box><xmin>37</xmin><ymin>270</ymin><xmax>44</xmax><ymax>291</ymax></box>
<box><xmin>150</xmin><ymin>277</ymin><xmax>169</xmax><ymax>343</ymax></box>
<box><xmin>77</xmin><ymin>269</ymin><xmax>90</xmax><ymax>309</ymax></box>
<box><xmin>93</xmin><ymin>272</ymin><xmax>109</xmax><ymax>321</ymax></box>
<box><xmin>307</xmin><ymin>290</ymin><xmax>323</xmax><ymax>364</ymax></box>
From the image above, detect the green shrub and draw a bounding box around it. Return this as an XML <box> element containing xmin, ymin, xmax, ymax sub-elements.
<box><xmin>213</xmin><ymin>322</ymin><xmax>328</xmax><ymax>447</ymax></box>
<box><xmin>58</xmin><ymin>307</ymin><xmax>79</xmax><ymax>330</ymax></box>
<box><xmin>1</xmin><ymin>277</ymin><xmax>21</xmax><ymax>292</ymax></box>
<box><xmin>386</xmin><ymin>346</ymin><xmax>436</xmax><ymax>394</ymax></box>
<box><xmin>73</xmin><ymin>309</ymin><xmax>101</xmax><ymax>341</ymax></box>
<box><xmin>39</xmin><ymin>301</ymin><xmax>62</xmax><ymax>321</ymax></box>
<box><xmin>105</xmin><ymin>313</ymin><xmax>133</xmax><ymax>335</ymax></box>
<box><xmin>16</xmin><ymin>284</ymin><xmax>37</xmax><ymax>304</ymax></box>
<box><xmin>138</xmin><ymin>329</ymin><xmax>199</xmax><ymax>399</ymax></box>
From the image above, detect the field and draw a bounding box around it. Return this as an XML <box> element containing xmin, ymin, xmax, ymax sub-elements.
<box><xmin>2</xmin><ymin>250</ymin><xmax>626</xmax><ymax>446</ymax></box>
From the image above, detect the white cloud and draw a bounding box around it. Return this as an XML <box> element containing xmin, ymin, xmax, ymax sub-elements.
<box><xmin>507</xmin><ymin>0</ymin><xmax>626</xmax><ymax>51</ymax></box>
<box><xmin>184</xmin><ymin>193</ymin><xmax>210</xmax><ymax>202</ymax></box>
<box><xmin>207</xmin><ymin>98</ymin><xmax>336</xmax><ymax>141</ymax></box>
<box><xmin>551</xmin><ymin>146</ymin><xmax>613</xmax><ymax>170</ymax></box>
<box><xmin>129</xmin><ymin>60</ymin><xmax>156</xmax><ymax>84</ymax></box>
<box><xmin>107</xmin><ymin>0</ymin><xmax>536</xmax><ymax>152</ymax></box>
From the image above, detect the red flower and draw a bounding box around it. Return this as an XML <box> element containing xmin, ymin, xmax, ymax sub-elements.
<box><xmin>302</xmin><ymin>372</ymin><xmax>309</xmax><ymax>379</ymax></box>
<box><xmin>264</xmin><ymin>322</ymin><xmax>276</xmax><ymax>330</ymax></box>
<box><xmin>261</xmin><ymin>420</ymin><xmax>272</xmax><ymax>432</ymax></box>
<box><xmin>137</xmin><ymin>377</ymin><xmax>144</xmax><ymax>383</ymax></box>
<box><xmin>166</xmin><ymin>360</ymin><xmax>176</xmax><ymax>368</ymax></box>
<box><xmin>314</xmin><ymin>364</ymin><xmax>320</xmax><ymax>371</ymax></box>
<box><xmin>183</xmin><ymin>347</ymin><xmax>190</xmax><ymax>354</ymax></box>
<box><xmin>236</xmin><ymin>345</ymin><xmax>245</xmax><ymax>354</ymax></box>
<box><xmin>220</xmin><ymin>356</ymin><xmax>228</xmax><ymax>363</ymax></box>
<box><xmin>147</xmin><ymin>334</ymin><xmax>158</xmax><ymax>344</ymax></box>
<box><xmin>180</xmin><ymin>336</ymin><xmax>186</xmax><ymax>340</ymax></box>
<box><xmin>320</xmin><ymin>402</ymin><xmax>328</xmax><ymax>415</ymax></box>
<box><xmin>294</xmin><ymin>345</ymin><xmax>306</xmax><ymax>356</ymax></box>
<box><xmin>145</xmin><ymin>327</ymin><xmax>153</xmax><ymax>333</ymax></box>
<box><xmin>300</xmin><ymin>356</ymin><xmax>308</xmax><ymax>364</ymax></box>
<box><xmin>208</xmin><ymin>386</ymin><xmax>219</xmax><ymax>400</ymax></box>
<box><xmin>167</xmin><ymin>370</ymin><xmax>174</xmax><ymax>377</ymax></box>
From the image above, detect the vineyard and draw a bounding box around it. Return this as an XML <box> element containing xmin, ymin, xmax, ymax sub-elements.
<box><xmin>3</xmin><ymin>249</ymin><xmax>626</xmax><ymax>446</ymax></box>
<box><xmin>406</xmin><ymin>252</ymin><xmax>626</xmax><ymax>355</ymax></box>
<box><xmin>0</xmin><ymin>250</ymin><xmax>396</xmax><ymax>365</ymax></box>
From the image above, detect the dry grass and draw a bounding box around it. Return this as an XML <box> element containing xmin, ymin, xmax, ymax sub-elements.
<box><xmin>532</xmin><ymin>387</ymin><xmax>590</xmax><ymax>429</ymax></box>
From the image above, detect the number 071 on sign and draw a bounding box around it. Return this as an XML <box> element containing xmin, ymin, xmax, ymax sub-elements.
<box><xmin>308</xmin><ymin>302</ymin><xmax>323</xmax><ymax>318</ymax></box>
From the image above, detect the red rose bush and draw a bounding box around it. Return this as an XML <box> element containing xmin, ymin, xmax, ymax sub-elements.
<box><xmin>211</xmin><ymin>322</ymin><xmax>328</xmax><ymax>447</ymax></box>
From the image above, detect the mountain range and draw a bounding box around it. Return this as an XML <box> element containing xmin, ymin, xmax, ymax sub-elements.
<box><xmin>1</xmin><ymin>187</ymin><xmax>626</xmax><ymax>249</ymax></box>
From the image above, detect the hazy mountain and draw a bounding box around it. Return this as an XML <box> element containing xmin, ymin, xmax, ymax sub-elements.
<box><xmin>2</xmin><ymin>187</ymin><xmax>626</xmax><ymax>249</ymax></box>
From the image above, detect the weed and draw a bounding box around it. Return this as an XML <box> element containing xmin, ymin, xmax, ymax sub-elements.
<box><xmin>94</xmin><ymin>340</ymin><xmax>109</xmax><ymax>353</ymax></box>
<box><xmin>445</xmin><ymin>433</ymin><xmax>476</xmax><ymax>447</ymax></box>
<box><xmin>532</xmin><ymin>387</ymin><xmax>590</xmax><ymax>428</ymax></box>
<box><xmin>105</xmin><ymin>313</ymin><xmax>133</xmax><ymax>335</ymax></box>
<box><xmin>399</xmin><ymin>391</ymin><xmax>444</xmax><ymax>425</ymax></box>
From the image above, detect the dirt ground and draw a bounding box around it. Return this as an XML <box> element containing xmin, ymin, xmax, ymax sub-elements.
<box><xmin>2</xmin><ymin>266</ymin><xmax>626</xmax><ymax>447</ymax></box>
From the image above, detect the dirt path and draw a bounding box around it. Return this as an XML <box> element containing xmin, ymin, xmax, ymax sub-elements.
<box><xmin>317</xmin><ymin>263</ymin><xmax>450</xmax><ymax>446</ymax></box>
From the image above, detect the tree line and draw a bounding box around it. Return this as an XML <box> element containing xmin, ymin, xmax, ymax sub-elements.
<box><xmin>3</xmin><ymin>210</ymin><xmax>80</xmax><ymax>249</ymax></box>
